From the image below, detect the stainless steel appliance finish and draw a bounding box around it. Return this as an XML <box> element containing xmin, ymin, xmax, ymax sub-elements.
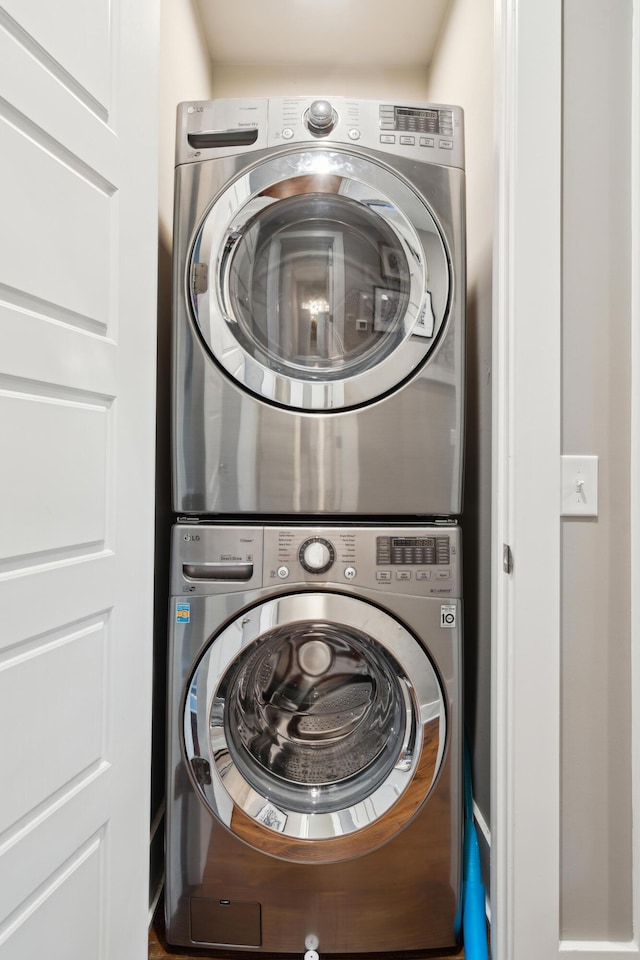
<box><xmin>172</xmin><ymin>96</ymin><xmax>466</xmax><ymax>516</ymax></box>
<box><xmin>166</xmin><ymin>522</ymin><xmax>462</xmax><ymax>953</ymax></box>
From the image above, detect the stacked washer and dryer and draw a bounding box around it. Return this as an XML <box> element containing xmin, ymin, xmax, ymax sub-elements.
<box><xmin>166</xmin><ymin>96</ymin><xmax>466</xmax><ymax>954</ymax></box>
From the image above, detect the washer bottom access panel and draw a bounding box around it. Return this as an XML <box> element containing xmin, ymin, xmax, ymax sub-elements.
<box><xmin>166</xmin><ymin>522</ymin><xmax>462</xmax><ymax>953</ymax></box>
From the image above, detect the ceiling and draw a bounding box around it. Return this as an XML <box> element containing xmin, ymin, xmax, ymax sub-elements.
<box><xmin>195</xmin><ymin>0</ymin><xmax>451</xmax><ymax>69</ymax></box>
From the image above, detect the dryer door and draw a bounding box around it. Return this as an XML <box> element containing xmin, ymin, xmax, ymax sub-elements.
<box><xmin>188</xmin><ymin>149</ymin><xmax>451</xmax><ymax>411</ymax></box>
<box><xmin>184</xmin><ymin>593</ymin><xmax>446</xmax><ymax>864</ymax></box>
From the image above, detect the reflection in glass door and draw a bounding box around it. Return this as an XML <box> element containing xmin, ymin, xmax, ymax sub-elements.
<box><xmin>267</xmin><ymin>232</ymin><xmax>345</xmax><ymax>367</ymax></box>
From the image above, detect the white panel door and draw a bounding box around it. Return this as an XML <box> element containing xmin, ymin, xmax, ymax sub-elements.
<box><xmin>0</xmin><ymin>0</ymin><xmax>158</xmax><ymax>957</ymax></box>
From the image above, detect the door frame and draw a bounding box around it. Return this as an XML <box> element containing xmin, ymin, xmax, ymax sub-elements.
<box><xmin>492</xmin><ymin>1</ymin><xmax>640</xmax><ymax>958</ymax></box>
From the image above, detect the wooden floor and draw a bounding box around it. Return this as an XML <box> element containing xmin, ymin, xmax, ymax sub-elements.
<box><xmin>149</xmin><ymin>898</ymin><xmax>465</xmax><ymax>960</ymax></box>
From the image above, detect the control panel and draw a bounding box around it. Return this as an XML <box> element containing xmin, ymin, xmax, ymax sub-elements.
<box><xmin>176</xmin><ymin>97</ymin><xmax>464</xmax><ymax>170</ymax></box>
<box><xmin>171</xmin><ymin>524</ymin><xmax>461</xmax><ymax>598</ymax></box>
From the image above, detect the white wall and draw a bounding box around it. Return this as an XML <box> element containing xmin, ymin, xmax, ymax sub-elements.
<box><xmin>158</xmin><ymin>0</ymin><xmax>214</xmax><ymax>244</ymax></box>
<box><xmin>210</xmin><ymin>64</ymin><xmax>429</xmax><ymax>101</ymax></box>
<box><xmin>561</xmin><ymin>0</ymin><xmax>633</xmax><ymax>938</ymax></box>
<box><xmin>426</xmin><ymin>0</ymin><xmax>494</xmax><ymax>287</ymax></box>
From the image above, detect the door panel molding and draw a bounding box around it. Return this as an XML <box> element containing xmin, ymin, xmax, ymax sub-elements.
<box><xmin>0</xmin><ymin>0</ymin><xmax>158</xmax><ymax>956</ymax></box>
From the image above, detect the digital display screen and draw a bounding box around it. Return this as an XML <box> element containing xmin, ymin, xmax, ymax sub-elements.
<box><xmin>395</xmin><ymin>108</ymin><xmax>438</xmax><ymax>121</ymax></box>
<box><xmin>379</xmin><ymin>105</ymin><xmax>454</xmax><ymax>137</ymax></box>
<box><xmin>376</xmin><ymin>535</ymin><xmax>450</xmax><ymax>565</ymax></box>
<box><xmin>391</xmin><ymin>537</ymin><xmax>433</xmax><ymax>547</ymax></box>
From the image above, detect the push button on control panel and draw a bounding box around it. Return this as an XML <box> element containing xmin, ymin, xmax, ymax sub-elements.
<box><xmin>436</xmin><ymin>537</ymin><xmax>451</xmax><ymax>564</ymax></box>
<box><xmin>373</xmin><ymin>534</ymin><xmax>454</xmax><ymax>589</ymax></box>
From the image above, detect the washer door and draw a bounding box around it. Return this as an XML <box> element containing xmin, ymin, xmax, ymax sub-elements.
<box><xmin>184</xmin><ymin>593</ymin><xmax>446</xmax><ymax>863</ymax></box>
<box><xmin>189</xmin><ymin>149</ymin><xmax>451</xmax><ymax>411</ymax></box>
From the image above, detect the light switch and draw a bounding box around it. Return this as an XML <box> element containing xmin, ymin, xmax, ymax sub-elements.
<box><xmin>561</xmin><ymin>455</ymin><xmax>598</xmax><ymax>517</ymax></box>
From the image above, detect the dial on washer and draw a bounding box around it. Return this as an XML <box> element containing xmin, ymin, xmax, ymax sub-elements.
<box><xmin>305</xmin><ymin>100</ymin><xmax>337</xmax><ymax>136</ymax></box>
<box><xmin>299</xmin><ymin>537</ymin><xmax>335</xmax><ymax>574</ymax></box>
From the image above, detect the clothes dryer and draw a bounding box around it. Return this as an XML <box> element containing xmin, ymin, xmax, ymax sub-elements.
<box><xmin>166</xmin><ymin>521</ymin><xmax>462</xmax><ymax>953</ymax></box>
<box><xmin>172</xmin><ymin>97</ymin><xmax>465</xmax><ymax>516</ymax></box>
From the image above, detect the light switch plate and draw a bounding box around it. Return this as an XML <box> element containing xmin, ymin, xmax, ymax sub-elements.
<box><xmin>561</xmin><ymin>455</ymin><xmax>598</xmax><ymax>517</ymax></box>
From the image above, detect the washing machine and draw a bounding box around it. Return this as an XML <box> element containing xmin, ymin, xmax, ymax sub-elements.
<box><xmin>172</xmin><ymin>97</ymin><xmax>465</xmax><ymax>517</ymax></box>
<box><xmin>165</xmin><ymin>521</ymin><xmax>462</xmax><ymax>953</ymax></box>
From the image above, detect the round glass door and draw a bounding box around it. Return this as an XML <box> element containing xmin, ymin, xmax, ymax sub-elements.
<box><xmin>222</xmin><ymin>620</ymin><xmax>409</xmax><ymax>814</ymax></box>
<box><xmin>189</xmin><ymin>149</ymin><xmax>452</xmax><ymax>411</ymax></box>
<box><xmin>184</xmin><ymin>593</ymin><xmax>446</xmax><ymax>863</ymax></box>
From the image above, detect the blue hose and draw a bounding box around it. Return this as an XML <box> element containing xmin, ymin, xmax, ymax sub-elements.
<box><xmin>460</xmin><ymin>740</ymin><xmax>489</xmax><ymax>959</ymax></box>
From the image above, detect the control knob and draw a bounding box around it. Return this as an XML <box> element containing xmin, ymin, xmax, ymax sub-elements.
<box><xmin>299</xmin><ymin>537</ymin><xmax>335</xmax><ymax>574</ymax></box>
<box><xmin>305</xmin><ymin>100</ymin><xmax>337</xmax><ymax>136</ymax></box>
